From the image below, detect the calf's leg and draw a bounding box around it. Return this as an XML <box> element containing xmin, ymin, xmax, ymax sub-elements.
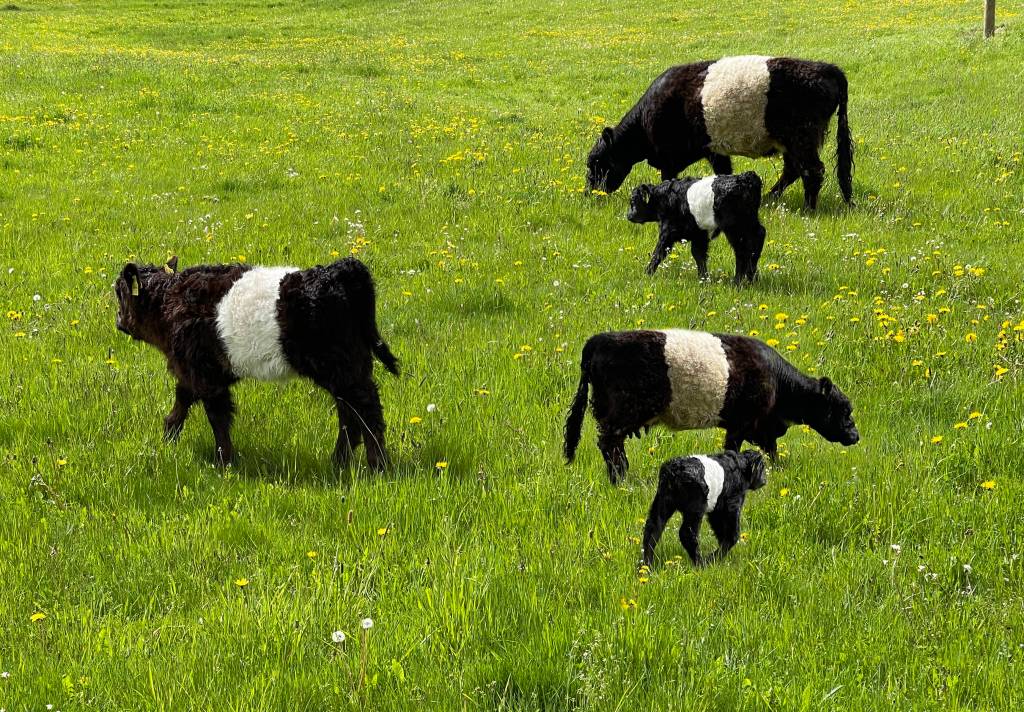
<box><xmin>202</xmin><ymin>390</ymin><xmax>235</xmax><ymax>466</ymax></box>
<box><xmin>642</xmin><ymin>487</ymin><xmax>676</xmax><ymax>567</ymax></box>
<box><xmin>690</xmin><ymin>235</ymin><xmax>711</xmax><ymax>280</ymax></box>
<box><xmin>164</xmin><ymin>383</ymin><xmax>196</xmax><ymax>442</ymax></box>
<box><xmin>332</xmin><ymin>398</ymin><xmax>364</xmax><ymax>467</ymax></box>
<box><xmin>706</xmin><ymin>507</ymin><xmax>741</xmax><ymax>563</ymax></box>
<box><xmin>678</xmin><ymin>508</ymin><xmax>705</xmax><ymax>566</ymax></box>
<box><xmin>345</xmin><ymin>381</ymin><xmax>389</xmax><ymax>470</ymax></box>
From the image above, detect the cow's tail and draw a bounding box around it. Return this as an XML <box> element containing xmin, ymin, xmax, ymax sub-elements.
<box><xmin>834</xmin><ymin>67</ymin><xmax>854</xmax><ymax>204</ymax></box>
<box><xmin>564</xmin><ymin>338</ymin><xmax>595</xmax><ymax>463</ymax></box>
<box><xmin>336</xmin><ymin>258</ymin><xmax>400</xmax><ymax>376</ymax></box>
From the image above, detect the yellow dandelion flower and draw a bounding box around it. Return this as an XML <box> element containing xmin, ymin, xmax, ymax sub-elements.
<box><xmin>779</xmin><ymin>488</ymin><xmax>790</xmax><ymax>497</ymax></box>
<box><xmin>30</xmin><ymin>611</ymin><xmax>47</xmax><ymax>622</ymax></box>
<box><xmin>953</xmin><ymin>422</ymin><xmax>968</xmax><ymax>430</ymax></box>
<box><xmin>766</xmin><ymin>338</ymin><xmax>780</xmax><ymax>347</ymax></box>
<box><xmin>980</xmin><ymin>480</ymin><xmax>996</xmax><ymax>490</ymax></box>
<box><xmin>930</xmin><ymin>435</ymin><xmax>943</xmax><ymax>444</ymax></box>
<box><xmin>965</xmin><ymin>333</ymin><xmax>977</xmax><ymax>343</ymax></box>
<box><xmin>740</xmin><ymin>532</ymin><xmax>750</xmax><ymax>542</ymax></box>
<box><xmin>306</xmin><ymin>550</ymin><xmax>318</xmax><ymax>559</ymax></box>
<box><xmin>409</xmin><ymin>416</ymin><xmax>422</xmax><ymax>424</ymax></box>
<box><xmin>377</xmin><ymin>527</ymin><xmax>388</xmax><ymax>537</ymax></box>
<box><xmin>968</xmin><ymin>411</ymin><xmax>983</xmax><ymax>420</ymax></box>
<box><xmin>234</xmin><ymin>578</ymin><xmax>249</xmax><ymax>588</ymax></box>
<box><xmin>994</xmin><ymin>365</ymin><xmax>1009</xmax><ymax>378</ymax></box>
<box><xmin>435</xmin><ymin>461</ymin><xmax>448</xmax><ymax>470</ymax></box>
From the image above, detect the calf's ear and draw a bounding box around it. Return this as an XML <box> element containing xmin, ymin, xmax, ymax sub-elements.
<box><xmin>121</xmin><ymin>263</ymin><xmax>141</xmax><ymax>296</ymax></box>
<box><xmin>165</xmin><ymin>255</ymin><xmax>179</xmax><ymax>273</ymax></box>
<box><xmin>602</xmin><ymin>126</ymin><xmax>614</xmax><ymax>143</ymax></box>
<box><xmin>818</xmin><ymin>377</ymin><xmax>834</xmax><ymax>395</ymax></box>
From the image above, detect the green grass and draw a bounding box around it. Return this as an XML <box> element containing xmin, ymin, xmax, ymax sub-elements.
<box><xmin>2</xmin><ymin>0</ymin><xmax>1023</xmax><ymax>708</ymax></box>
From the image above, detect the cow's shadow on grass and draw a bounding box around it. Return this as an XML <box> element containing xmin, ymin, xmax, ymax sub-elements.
<box><xmin>224</xmin><ymin>437</ymin><xmax>482</xmax><ymax>488</ymax></box>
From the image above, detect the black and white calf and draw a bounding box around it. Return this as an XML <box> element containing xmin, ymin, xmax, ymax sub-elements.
<box><xmin>563</xmin><ymin>329</ymin><xmax>859</xmax><ymax>484</ymax></box>
<box><xmin>114</xmin><ymin>256</ymin><xmax>399</xmax><ymax>468</ymax></box>
<box><xmin>642</xmin><ymin>450</ymin><xmax>766</xmax><ymax>567</ymax></box>
<box><xmin>586</xmin><ymin>56</ymin><xmax>853</xmax><ymax>210</ymax></box>
<box><xmin>627</xmin><ymin>171</ymin><xmax>766</xmax><ymax>283</ymax></box>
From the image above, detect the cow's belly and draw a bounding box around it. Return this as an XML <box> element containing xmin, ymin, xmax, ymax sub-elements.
<box><xmin>658</xmin><ymin>329</ymin><xmax>729</xmax><ymax>430</ymax></box>
<box><xmin>700</xmin><ymin>55</ymin><xmax>777</xmax><ymax>158</ymax></box>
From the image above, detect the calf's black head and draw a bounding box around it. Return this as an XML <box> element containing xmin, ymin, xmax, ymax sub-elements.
<box><xmin>806</xmin><ymin>377</ymin><xmax>860</xmax><ymax>446</ymax></box>
<box><xmin>115</xmin><ymin>257</ymin><xmax>178</xmax><ymax>345</ymax></box>
<box><xmin>626</xmin><ymin>184</ymin><xmax>659</xmax><ymax>223</ymax></box>
<box><xmin>740</xmin><ymin>450</ymin><xmax>768</xmax><ymax>490</ymax></box>
<box><xmin>586</xmin><ymin>127</ymin><xmax>631</xmax><ymax>193</ymax></box>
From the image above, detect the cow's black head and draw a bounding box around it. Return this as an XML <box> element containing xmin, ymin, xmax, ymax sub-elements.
<box><xmin>586</xmin><ymin>127</ymin><xmax>631</xmax><ymax>193</ymax></box>
<box><xmin>740</xmin><ymin>450</ymin><xmax>768</xmax><ymax>490</ymax></box>
<box><xmin>809</xmin><ymin>377</ymin><xmax>860</xmax><ymax>446</ymax></box>
<box><xmin>626</xmin><ymin>184</ymin><xmax>658</xmax><ymax>223</ymax></box>
<box><xmin>115</xmin><ymin>257</ymin><xmax>177</xmax><ymax>345</ymax></box>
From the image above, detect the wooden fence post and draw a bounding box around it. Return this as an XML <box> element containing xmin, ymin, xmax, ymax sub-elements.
<box><xmin>984</xmin><ymin>0</ymin><xmax>996</xmax><ymax>37</ymax></box>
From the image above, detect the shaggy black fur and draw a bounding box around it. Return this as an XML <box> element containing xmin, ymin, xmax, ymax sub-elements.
<box><xmin>115</xmin><ymin>256</ymin><xmax>399</xmax><ymax>468</ymax></box>
<box><xmin>642</xmin><ymin>450</ymin><xmax>766</xmax><ymax>567</ymax></box>
<box><xmin>563</xmin><ymin>330</ymin><xmax>859</xmax><ymax>483</ymax></box>
<box><xmin>627</xmin><ymin>172</ymin><xmax>766</xmax><ymax>283</ymax></box>
<box><xmin>585</xmin><ymin>57</ymin><xmax>853</xmax><ymax>210</ymax></box>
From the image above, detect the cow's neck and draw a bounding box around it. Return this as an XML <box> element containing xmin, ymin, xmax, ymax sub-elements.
<box><xmin>773</xmin><ymin>366</ymin><xmax>820</xmax><ymax>425</ymax></box>
<box><xmin>612</xmin><ymin>111</ymin><xmax>649</xmax><ymax>163</ymax></box>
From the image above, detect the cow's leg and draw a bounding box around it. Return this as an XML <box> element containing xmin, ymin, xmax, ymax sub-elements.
<box><xmin>678</xmin><ymin>507</ymin><xmax>705</xmax><ymax>566</ymax></box>
<box><xmin>707</xmin><ymin>153</ymin><xmax>733</xmax><ymax>175</ymax></box>
<box><xmin>706</xmin><ymin>507</ymin><xmax>741</xmax><ymax>563</ymax></box>
<box><xmin>767</xmin><ymin>152</ymin><xmax>800</xmax><ymax>199</ymax></box>
<box><xmin>202</xmin><ymin>390</ymin><xmax>235</xmax><ymax>466</ymax></box>
<box><xmin>690</xmin><ymin>234</ymin><xmax>711</xmax><ymax>280</ymax></box>
<box><xmin>597</xmin><ymin>429</ymin><xmax>629</xmax><ymax>485</ymax></box>
<box><xmin>164</xmin><ymin>382</ymin><xmax>196</xmax><ymax>442</ymax></box>
<box><xmin>723</xmin><ymin>431</ymin><xmax>745</xmax><ymax>451</ymax></box>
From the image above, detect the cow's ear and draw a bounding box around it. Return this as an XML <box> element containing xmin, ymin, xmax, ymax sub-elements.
<box><xmin>121</xmin><ymin>263</ymin><xmax>141</xmax><ymax>296</ymax></box>
<box><xmin>819</xmin><ymin>376</ymin><xmax>834</xmax><ymax>395</ymax></box>
<box><xmin>602</xmin><ymin>126</ymin><xmax>614</xmax><ymax>143</ymax></box>
<box><xmin>165</xmin><ymin>255</ymin><xmax>179</xmax><ymax>273</ymax></box>
<box><xmin>640</xmin><ymin>184</ymin><xmax>652</xmax><ymax>201</ymax></box>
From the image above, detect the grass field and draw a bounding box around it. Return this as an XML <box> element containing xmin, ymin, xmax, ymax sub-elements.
<box><xmin>2</xmin><ymin>0</ymin><xmax>1023</xmax><ymax>708</ymax></box>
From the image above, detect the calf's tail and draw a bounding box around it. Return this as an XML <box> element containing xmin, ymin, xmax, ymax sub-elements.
<box><xmin>336</xmin><ymin>257</ymin><xmax>400</xmax><ymax>376</ymax></box>
<box><xmin>564</xmin><ymin>339</ymin><xmax>595</xmax><ymax>463</ymax></box>
<box><xmin>833</xmin><ymin>68</ymin><xmax>854</xmax><ymax>204</ymax></box>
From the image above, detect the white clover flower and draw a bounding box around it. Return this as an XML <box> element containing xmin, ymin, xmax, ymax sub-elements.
<box><xmin>426</xmin><ymin>404</ymin><xmax>436</xmax><ymax>413</ymax></box>
<box><xmin>33</xmin><ymin>294</ymin><xmax>41</xmax><ymax>302</ymax></box>
<box><xmin>331</xmin><ymin>630</ymin><xmax>346</xmax><ymax>644</ymax></box>
<box><xmin>1</xmin><ymin>671</ymin><xmax>8</xmax><ymax>679</ymax></box>
<box><xmin>891</xmin><ymin>544</ymin><xmax>902</xmax><ymax>554</ymax></box>
<box><xmin>963</xmin><ymin>564</ymin><xmax>972</xmax><ymax>574</ymax></box>
<box><xmin>361</xmin><ymin>617</ymin><xmax>374</xmax><ymax>630</ymax></box>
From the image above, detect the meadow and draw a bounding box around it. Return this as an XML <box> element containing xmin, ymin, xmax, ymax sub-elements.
<box><xmin>1</xmin><ymin>0</ymin><xmax>1023</xmax><ymax>708</ymax></box>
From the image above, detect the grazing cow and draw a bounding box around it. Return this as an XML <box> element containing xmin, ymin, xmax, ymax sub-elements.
<box><xmin>642</xmin><ymin>450</ymin><xmax>766</xmax><ymax>567</ymax></box>
<box><xmin>627</xmin><ymin>171</ymin><xmax>766</xmax><ymax>283</ymax></box>
<box><xmin>585</xmin><ymin>56</ymin><xmax>853</xmax><ymax>210</ymax></box>
<box><xmin>563</xmin><ymin>329</ymin><xmax>859</xmax><ymax>484</ymax></box>
<box><xmin>114</xmin><ymin>256</ymin><xmax>399</xmax><ymax>468</ymax></box>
